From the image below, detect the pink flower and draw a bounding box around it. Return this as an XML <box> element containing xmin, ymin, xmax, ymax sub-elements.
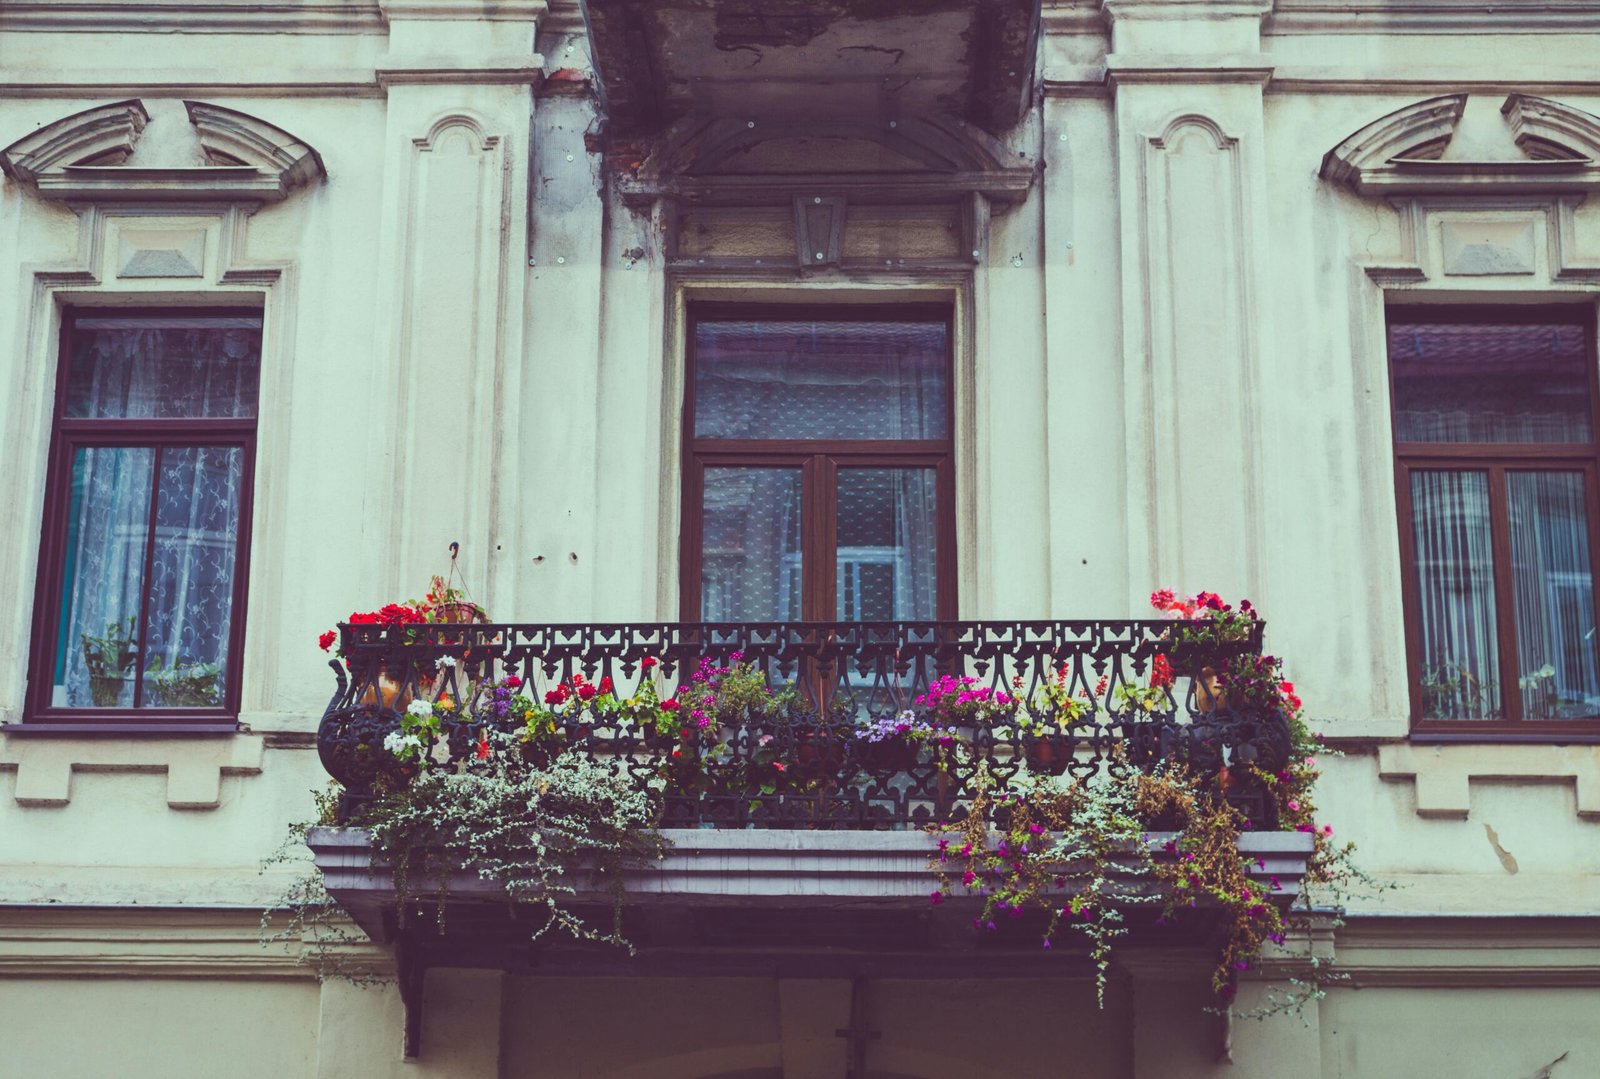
<box><xmin>1287</xmin><ymin>800</ymin><xmax>1300</xmax><ymax>812</ymax></box>
<box><xmin>1150</xmin><ymin>588</ymin><xmax>1176</xmax><ymax>610</ymax></box>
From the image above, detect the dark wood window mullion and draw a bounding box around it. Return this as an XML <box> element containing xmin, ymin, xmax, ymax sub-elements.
<box><xmin>1395</xmin><ymin>461</ymin><xmax>1426</xmax><ymax>725</ymax></box>
<box><xmin>935</xmin><ymin>456</ymin><xmax>957</xmax><ymax>620</ymax></box>
<box><xmin>1487</xmin><ymin>465</ymin><xmax>1523</xmax><ymax>723</ymax></box>
<box><xmin>131</xmin><ymin>443</ymin><xmax>165</xmax><ymax>709</ymax></box>
<box><xmin>803</xmin><ymin>455</ymin><xmax>839</xmax><ymax>621</ymax></box>
<box><xmin>223</xmin><ymin>439</ymin><xmax>259</xmax><ymax>717</ymax></box>
<box><xmin>679</xmin><ymin>457</ymin><xmax>704</xmax><ymax>622</ymax></box>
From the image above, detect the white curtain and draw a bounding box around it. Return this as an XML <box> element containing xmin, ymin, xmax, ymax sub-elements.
<box><xmin>1411</xmin><ymin>470</ymin><xmax>1502</xmax><ymax>719</ymax></box>
<box><xmin>1507</xmin><ymin>471</ymin><xmax>1600</xmax><ymax>719</ymax></box>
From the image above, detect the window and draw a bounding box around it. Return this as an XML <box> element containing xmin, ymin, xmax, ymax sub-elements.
<box><xmin>681</xmin><ymin>305</ymin><xmax>956</xmax><ymax>622</ymax></box>
<box><xmin>1389</xmin><ymin>306</ymin><xmax>1600</xmax><ymax>731</ymax></box>
<box><xmin>27</xmin><ymin>310</ymin><xmax>262</xmax><ymax>724</ymax></box>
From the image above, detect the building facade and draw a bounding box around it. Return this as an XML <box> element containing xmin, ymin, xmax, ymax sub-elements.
<box><xmin>2</xmin><ymin>1</ymin><xmax>1599</xmax><ymax>1076</ymax></box>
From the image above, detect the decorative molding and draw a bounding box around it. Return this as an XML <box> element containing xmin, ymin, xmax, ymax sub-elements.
<box><xmin>0</xmin><ymin>734</ymin><xmax>265</xmax><ymax>808</ymax></box>
<box><xmin>1268</xmin><ymin>1</ymin><xmax>1600</xmax><ymax>36</ymax></box>
<box><xmin>1320</xmin><ymin>94</ymin><xmax>1466</xmax><ymax>189</ymax></box>
<box><xmin>378</xmin><ymin>0</ymin><xmax>545</xmax><ymax>20</ymax></box>
<box><xmin>1358</xmin><ymin>195</ymin><xmax>1600</xmax><ymax>288</ymax></box>
<box><xmin>1502</xmin><ymin>93</ymin><xmax>1600</xmax><ymax>161</ymax></box>
<box><xmin>617</xmin><ymin>114</ymin><xmax>1037</xmax><ymax>211</ymax></box>
<box><xmin>381</xmin><ymin>109</ymin><xmax>514</xmax><ymax>591</ymax></box>
<box><xmin>1377</xmin><ymin>743</ymin><xmax>1600</xmax><ymax>821</ymax></box>
<box><xmin>0</xmin><ymin>908</ymin><xmax>382</xmax><ymax>979</ymax></box>
<box><xmin>183</xmin><ymin>100</ymin><xmax>325</xmax><ymax>189</ymax></box>
<box><xmin>1323</xmin><ymin>93</ymin><xmax>1600</xmax><ymax>196</ymax></box>
<box><xmin>1102</xmin><ymin>0</ymin><xmax>1272</xmax><ymax>21</ymax></box>
<box><xmin>1132</xmin><ymin>112</ymin><xmax>1261</xmax><ymax>593</ymax></box>
<box><xmin>1</xmin><ymin>99</ymin><xmax>327</xmax><ymax>203</ymax></box>
<box><xmin>793</xmin><ymin>196</ymin><xmax>845</xmax><ymax>269</ymax></box>
<box><xmin>0</xmin><ymin>1</ymin><xmax>387</xmax><ymax>34</ymax></box>
<box><xmin>0</xmin><ymin>99</ymin><xmax>149</xmax><ymax>183</ymax></box>
<box><xmin>1334</xmin><ymin>916</ymin><xmax>1600</xmax><ymax>988</ymax></box>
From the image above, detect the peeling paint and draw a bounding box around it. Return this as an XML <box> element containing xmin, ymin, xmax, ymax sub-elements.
<box><xmin>1484</xmin><ymin>823</ymin><xmax>1520</xmax><ymax>875</ymax></box>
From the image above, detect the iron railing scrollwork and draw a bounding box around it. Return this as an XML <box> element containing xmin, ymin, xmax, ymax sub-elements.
<box><xmin>316</xmin><ymin>620</ymin><xmax>1290</xmax><ymax>828</ymax></box>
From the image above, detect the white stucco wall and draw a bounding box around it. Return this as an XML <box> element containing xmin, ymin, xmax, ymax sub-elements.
<box><xmin>1</xmin><ymin>1</ymin><xmax>1598</xmax><ymax>1075</ymax></box>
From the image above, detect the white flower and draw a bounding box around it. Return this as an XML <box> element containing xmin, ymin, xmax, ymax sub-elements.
<box><xmin>406</xmin><ymin>699</ymin><xmax>434</xmax><ymax>717</ymax></box>
<box><xmin>436</xmin><ymin>656</ymin><xmax>457</xmax><ymax>670</ymax></box>
<box><xmin>383</xmin><ymin>730</ymin><xmax>406</xmax><ymax>754</ymax></box>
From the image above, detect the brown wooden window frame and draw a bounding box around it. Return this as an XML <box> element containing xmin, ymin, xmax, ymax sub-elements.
<box><xmin>23</xmin><ymin>307</ymin><xmax>261</xmax><ymax>731</ymax></box>
<box><xmin>1390</xmin><ymin>302</ymin><xmax>1600</xmax><ymax>738</ymax></box>
<box><xmin>679</xmin><ymin>302</ymin><xmax>959</xmax><ymax>622</ymax></box>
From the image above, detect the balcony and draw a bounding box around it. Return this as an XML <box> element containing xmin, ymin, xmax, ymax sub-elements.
<box><xmin>309</xmin><ymin>619</ymin><xmax>1313</xmax><ymax>1054</ymax></box>
<box><xmin>316</xmin><ymin>619</ymin><xmax>1289</xmax><ymax>828</ymax></box>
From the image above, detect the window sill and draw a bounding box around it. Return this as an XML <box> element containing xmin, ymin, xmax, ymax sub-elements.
<box><xmin>1410</xmin><ymin>729</ymin><xmax>1600</xmax><ymax>746</ymax></box>
<box><xmin>3</xmin><ymin>722</ymin><xmax>243</xmax><ymax>736</ymax></box>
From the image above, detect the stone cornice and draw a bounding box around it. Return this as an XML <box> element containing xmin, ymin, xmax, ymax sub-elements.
<box><xmin>1102</xmin><ymin>0</ymin><xmax>1272</xmax><ymax>19</ymax></box>
<box><xmin>1268</xmin><ymin>0</ymin><xmax>1600</xmax><ymax>36</ymax></box>
<box><xmin>0</xmin><ymin>0</ymin><xmax>545</xmax><ymax>34</ymax></box>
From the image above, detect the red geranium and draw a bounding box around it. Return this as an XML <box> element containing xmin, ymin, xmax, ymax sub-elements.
<box><xmin>318</xmin><ymin>630</ymin><xmax>337</xmax><ymax>652</ymax></box>
<box><xmin>1150</xmin><ymin>653</ymin><xmax>1175</xmax><ymax>689</ymax></box>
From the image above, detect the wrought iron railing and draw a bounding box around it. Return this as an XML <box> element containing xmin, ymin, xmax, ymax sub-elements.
<box><xmin>316</xmin><ymin>620</ymin><xmax>1291</xmax><ymax>828</ymax></box>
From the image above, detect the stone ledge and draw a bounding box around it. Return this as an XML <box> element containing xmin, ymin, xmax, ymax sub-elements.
<box><xmin>0</xmin><ymin>734</ymin><xmax>265</xmax><ymax>808</ymax></box>
<box><xmin>309</xmin><ymin>826</ymin><xmax>1314</xmax><ymax>940</ymax></box>
<box><xmin>1378</xmin><ymin>743</ymin><xmax>1600</xmax><ymax>821</ymax></box>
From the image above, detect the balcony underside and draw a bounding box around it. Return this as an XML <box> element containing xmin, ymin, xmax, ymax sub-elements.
<box><xmin>310</xmin><ymin>826</ymin><xmax>1312</xmax><ymax>975</ymax></box>
<box><xmin>581</xmin><ymin>0</ymin><xmax>1042</xmax><ymax>138</ymax></box>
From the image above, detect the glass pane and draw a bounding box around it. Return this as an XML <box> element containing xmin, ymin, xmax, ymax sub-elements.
<box><xmin>65</xmin><ymin>316</ymin><xmax>262</xmax><ymax>419</ymax></box>
<box><xmin>836</xmin><ymin>468</ymin><xmax>939</xmax><ymax>621</ymax></box>
<box><xmin>140</xmin><ymin>447</ymin><xmax>244</xmax><ymax>708</ymax></box>
<box><xmin>694</xmin><ymin>319</ymin><xmax>949</xmax><ymax>440</ymax></box>
<box><xmin>700</xmin><ymin>467</ymin><xmax>803</xmax><ymax>621</ymax></box>
<box><xmin>55</xmin><ymin>447</ymin><xmax>154</xmax><ymax>708</ymax></box>
<box><xmin>1388</xmin><ymin>317</ymin><xmax>1591</xmax><ymax>443</ymax></box>
<box><xmin>1411</xmin><ymin>470</ymin><xmax>1502</xmax><ymax>720</ymax></box>
<box><xmin>1507</xmin><ymin>471</ymin><xmax>1600</xmax><ymax>719</ymax></box>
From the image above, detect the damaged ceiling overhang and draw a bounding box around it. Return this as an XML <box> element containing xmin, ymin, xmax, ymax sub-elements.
<box><xmin>579</xmin><ymin>0</ymin><xmax>1042</xmax><ymax>140</ymax></box>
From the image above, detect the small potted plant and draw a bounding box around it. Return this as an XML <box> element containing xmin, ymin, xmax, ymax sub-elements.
<box><xmin>1016</xmin><ymin>664</ymin><xmax>1094</xmax><ymax>774</ymax></box>
<box><xmin>421</xmin><ymin>574</ymin><xmax>486</xmax><ymax>625</ymax></box>
<box><xmin>81</xmin><ymin>617</ymin><xmax>138</xmax><ymax>707</ymax></box>
<box><xmin>1150</xmin><ymin>589</ymin><xmax>1261</xmax><ymax>711</ymax></box>
<box><xmin>852</xmin><ymin>710</ymin><xmax>931</xmax><ymax>773</ymax></box>
<box><xmin>145</xmin><ymin>656</ymin><xmax>223</xmax><ymax>707</ymax></box>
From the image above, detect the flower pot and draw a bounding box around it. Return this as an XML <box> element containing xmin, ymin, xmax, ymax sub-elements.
<box><xmin>357</xmin><ymin>666</ymin><xmax>413</xmax><ymax>711</ymax></box>
<box><xmin>1024</xmin><ymin>735</ymin><xmax>1072</xmax><ymax>775</ymax></box>
<box><xmin>432</xmin><ymin>601</ymin><xmax>486</xmax><ymax>625</ymax></box>
<box><xmin>1193</xmin><ymin>666</ymin><xmax>1227</xmax><ymax>712</ymax></box>
<box><xmin>519</xmin><ymin>733</ymin><xmax>567</xmax><ymax>770</ymax></box>
<box><xmin>88</xmin><ymin>674</ymin><xmax>130</xmax><ymax>707</ymax></box>
<box><xmin>793</xmin><ymin>731</ymin><xmax>846</xmax><ymax>782</ymax></box>
<box><xmin>858</xmin><ymin>738</ymin><xmax>919</xmax><ymax>773</ymax></box>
